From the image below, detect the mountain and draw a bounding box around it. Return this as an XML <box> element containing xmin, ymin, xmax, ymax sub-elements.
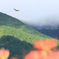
<box><xmin>0</xmin><ymin>12</ymin><xmax>25</xmax><ymax>28</ymax></box>
<box><xmin>0</xmin><ymin>12</ymin><xmax>51</xmax><ymax>42</ymax></box>
<box><xmin>28</xmin><ymin>24</ymin><xmax>59</xmax><ymax>40</ymax></box>
<box><xmin>0</xmin><ymin>12</ymin><xmax>53</xmax><ymax>58</ymax></box>
<box><xmin>37</xmin><ymin>28</ymin><xmax>59</xmax><ymax>40</ymax></box>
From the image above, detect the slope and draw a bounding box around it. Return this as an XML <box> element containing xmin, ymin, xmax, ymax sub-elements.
<box><xmin>0</xmin><ymin>12</ymin><xmax>51</xmax><ymax>41</ymax></box>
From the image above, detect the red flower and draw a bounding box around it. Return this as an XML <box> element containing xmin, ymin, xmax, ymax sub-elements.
<box><xmin>24</xmin><ymin>50</ymin><xmax>48</xmax><ymax>59</ymax></box>
<box><xmin>0</xmin><ymin>48</ymin><xmax>5</xmax><ymax>58</ymax></box>
<box><xmin>24</xmin><ymin>50</ymin><xmax>40</xmax><ymax>59</ymax></box>
<box><xmin>0</xmin><ymin>48</ymin><xmax>10</xmax><ymax>59</ymax></box>
<box><xmin>33</xmin><ymin>39</ymin><xmax>57</xmax><ymax>51</ymax></box>
<box><xmin>47</xmin><ymin>51</ymin><xmax>59</xmax><ymax>59</ymax></box>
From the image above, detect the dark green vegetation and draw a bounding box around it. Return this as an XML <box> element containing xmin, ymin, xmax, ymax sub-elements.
<box><xmin>0</xmin><ymin>12</ymin><xmax>53</xmax><ymax>58</ymax></box>
<box><xmin>0</xmin><ymin>35</ymin><xmax>35</xmax><ymax>59</ymax></box>
<box><xmin>0</xmin><ymin>12</ymin><xmax>25</xmax><ymax>28</ymax></box>
<box><xmin>29</xmin><ymin>24</ymin><xmax>59</xmax><ymax>40</ymax></box>
<box><xmin>36</xmin><ymin>28</ymin><xmax>59</xmax><ymax>39</ymax></box>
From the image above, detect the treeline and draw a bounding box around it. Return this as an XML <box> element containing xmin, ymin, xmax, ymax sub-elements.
<box><xmin>0</xmin><ymin>35</ymin><xmax>35</xmax><ymax>59</ymax></box>
<box><xmin>37</xmin><ymin>29</ymin><xmax>59</xmax><ymax>39</ymax></box>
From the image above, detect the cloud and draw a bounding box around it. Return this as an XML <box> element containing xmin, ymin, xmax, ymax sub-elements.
<box><xmin>24</xmin><ymin>14</ymin><xmax>59</xmax><ymax>27</ymax></box>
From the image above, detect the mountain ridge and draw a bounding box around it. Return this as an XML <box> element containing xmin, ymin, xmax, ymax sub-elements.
<box><xmin>0</xmin><ymin>12</ymin><xmax>25</xmax><ymax>28</ymax></box>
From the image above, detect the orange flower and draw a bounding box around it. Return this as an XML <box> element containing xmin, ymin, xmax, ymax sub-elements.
<box><xmin>0</xmin><ymin>48</ymin><xmax>10</xmax><ymax>59</ymax></box>
<box><xmin>0</xmin><ymin>48</ymin><xmax>5</xmax><ymax>58</ymax></box>
<box><xmin>24</xmin><ymin>50</ymin><xmax>40</xmax><ymax>59</ymax></box>
<box><xmin>24</xmin><ymin>50</ymin><xmax>59</xmax><ymax>59</ymax></box>
<box><xmin>33</xmin><ymin>39</ymin><xmax>57</xmax><ymax>51</ymax></box>
<box><xmin>24</xmin><ymin>50</ymin><xmax>48</xmax><ymax>59</ymax></box>
<box><xmin>46</xmin><ymin>51</ymin><xmax>59</xmax><ymax>59</ymax></box>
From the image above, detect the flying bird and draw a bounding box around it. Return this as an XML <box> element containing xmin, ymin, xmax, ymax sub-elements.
<box><xmin>14</xmin><ymin>8</ymin><xmax>19</xmax><ymax>11</ymax></box>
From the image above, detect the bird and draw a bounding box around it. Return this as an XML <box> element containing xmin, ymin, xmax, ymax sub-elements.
<box><xmin>14</xmin><ymin>8</ymin><xmax>19</xmax><ymax>11</ymax></box>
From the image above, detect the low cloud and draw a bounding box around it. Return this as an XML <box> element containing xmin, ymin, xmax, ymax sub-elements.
<box><xmin>23</xmin><ymin>14</ymin><xmax>59</xmax><ymax>27</ymax></box>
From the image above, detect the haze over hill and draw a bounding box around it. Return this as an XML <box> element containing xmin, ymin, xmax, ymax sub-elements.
<box><xmin>25</xmin><ymin>16</ymin><xmax>59</xmax><ymax>39</ymax></box>
<box><xmin>24</xmin><ymin>15</ymin><xmax>59</xmax><ymax>29</ymax></box>
<box><xmin>22</xmin><ymin>14</ymin><xmax>59</xmax><ymax>39</ymax></box>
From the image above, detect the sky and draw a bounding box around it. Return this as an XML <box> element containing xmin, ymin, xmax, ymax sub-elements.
<box><xmin>0</xmin><ymin>0</ymin><xmax>59</xmax><ymax>26</ymax></box>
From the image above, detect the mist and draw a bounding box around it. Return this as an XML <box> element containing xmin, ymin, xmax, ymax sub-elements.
<box><xmin>22</xmin><ymin>14</ymin><xmax>59</xmax><ymax>28</ymax></box>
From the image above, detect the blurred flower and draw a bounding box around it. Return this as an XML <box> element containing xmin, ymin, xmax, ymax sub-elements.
<box><xmin>0</xmin><ymin>48</ymin><xmax>10</xmax><ymax>59</ymax></box>
<box><xmin>47</xmin><ymin>51</ymin><xmax>59</xmax><ymax>59</ymax></box>
<box><xmin>24</xmin><ymin>50</ymin><xmax>48</xmax><ymax>59</ymax></box>
<box><xmin>24</xmin><ymin>39</ymin><xmax>59</xmax><ymax>59</ymax></box>
<box><xmin>33</xmin><ymin>39</ymin><xmax>57</xmax><ymax>51</ymax></box>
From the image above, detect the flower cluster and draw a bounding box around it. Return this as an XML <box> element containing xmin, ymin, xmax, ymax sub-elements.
<box><xmin>24</xmin><ymin>39</ymin><xmax>59</xmax><ymax>59</ymax></box>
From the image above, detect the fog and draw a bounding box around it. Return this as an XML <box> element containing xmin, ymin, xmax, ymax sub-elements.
<box><xmin>24</xmin><ymin>14</ymin><xmax>59</xmax><ymax>27</ymax></box>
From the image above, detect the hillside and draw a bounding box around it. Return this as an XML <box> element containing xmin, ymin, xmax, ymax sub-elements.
<box><xmin>37</xmin><ymin>28</ymin><xmax>59</xmax><ymax>39</ymax></box>
<box><xmin>0</xmin><ymin>12</ymin><xmax>53</xmax><ymax>58</ymax></box>
<box><xmin>28</xmin><ymin>24</ymin><xmax>59</xmax><ymax>39</ymax></box>
<box><xmin>0</xmin><ymin>12</ymin><xmax>25</xmax><ymax>28</ymax></box>
<box><xmin>0</xmin><ymin>25</ymin><xmax>51</xmax><ymax>44</ymax></box>
<box><xmin>0</xmin><ymin>12</ymin><xmax>51</xmax><ymax>42</ymax></box>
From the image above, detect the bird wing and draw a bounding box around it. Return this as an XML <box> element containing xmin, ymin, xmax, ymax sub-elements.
<box><xmin>14</xmin><ymin>9</ymin><xmax>19</xmax><ymax>11</ymax></box>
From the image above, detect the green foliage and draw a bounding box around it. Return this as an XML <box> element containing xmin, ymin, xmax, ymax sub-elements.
<box><xmin>0</xmin><ymin>25</ymin><xmax>51</xmax><ymax>44</ymax></box>
<box><xmin>20</xmin><ymin>25</ymin><xmax>50</xmax><ymax>38</ymax></box>
<box><xmin>0</xmin><ymin>35</ymin><xmax>35</xmax><ymax>59</ymax></box>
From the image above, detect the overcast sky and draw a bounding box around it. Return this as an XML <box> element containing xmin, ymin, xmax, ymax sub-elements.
<box><xmin>0</xmin><ymin>0</ymin><xmax>59</xmax><ymax>26</ymax></box>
